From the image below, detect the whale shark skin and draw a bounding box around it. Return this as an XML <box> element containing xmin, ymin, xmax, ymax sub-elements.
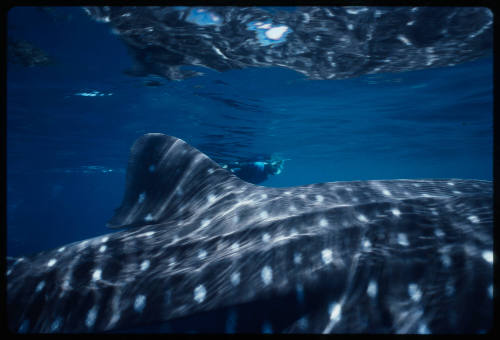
<box><xmin>84</xmin><ymin>6</ymin><xmax>493</xmax><ymax>81</ymax></box>
<box><xmin>7</xmin><ymin>133</ymin><xmax>493</xmax><ymax>333</ymax></box>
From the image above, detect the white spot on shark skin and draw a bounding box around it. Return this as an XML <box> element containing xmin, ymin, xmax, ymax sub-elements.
<box><xmin>99</xmin><ymin>245</ymin><xmax>107</xmax><ymax>253</ymax></box>
<box><xmin>284</xmin><ymin>191</ymin><xmax>292</xmax><ymax>196</ymax></box>
<box><xmin>447</xmin><ymin>182</ymin><xmax>455</xmax><ymax>186</ymax></box>
<box><xmin>86</xmin><ymin>306</ymin><xmax>98</xmax><ymax>328</ymax></box>
<box><xmin>319</xmin><ymin>218</ymin><xmax>328</xmax><ymax>227</ymax></box>
<box><xmin>391</xmin><ymin>208</ymin><xmax>401</xmax><ymax>217</ymax></box>
<box><xmin>232</xmin><ymin>215</ymin><xmax>239</xmax><ymax>224</ymax></box>
<box><xmin>35</xmin><ymin>281</ymin><xmax>45</xmax><ymax>293</ymax></box>
<box><xmin>207</xmin><ymin>194</ymin><xmax>216</xmax><ymax>204</ymax></box>
<box><xmin>408</xmin><ymin>283</ymin><xmax>422</xmax><ymax>302</ymax></box>
<box><xmin>198</xmin><ymin>249</ymin><xmax>207</xmax><ymax>260</ymax></box>
<box><xmin>367</xmin><ymin>280</ymin><xmax>378</xmax><ymax>298</ymax></box>
<box><xmin>261</xmin><ymin>266</ymin><xmax>273</xmax><ymax>286</ymax></box>
<box><xmin>382</xmin><ymin>189</ymin><xmax>392</xmax><ymax>197</ymax></box>
<box><xmin>418</xmin><ymin>323</ymin><xmax>431</xmax><ymax>334</ymax></box>
<box><xmin>207</xmin><ymin>168</ymin><xmax>214</xmax><ymax>175</ymax></box>
<box><xmin>397</xmin><ymin>233</ymin><xmax>409</xmax><ymax>247</ymax></box>
<box><xmin>57</xmin><ymin>246</ymin><xmax>66</xmax><ymax>253</ymax></box>
<box><xmin>140</xmin><ymin>260</ymin><xmax>150</xmax><ymax>271</ymax></box>
<box><xmin>468</xmin><ymin>215</ymin><xmax>480</xmax><ymax>224</ymax></box>
<box><xmin>231</xmin><ymin>242</ymin><xmax>240</xmax><ymax>252</ymax></box>
<box><xmin>62</xmin><ymin>277</ymin><xmax>71</xmax><ymax>290</ymax></box>
<box><xmin>488</xmin><ymin>284</ymin><xmax>493</xmax><ymax>299</ymax></box>
<box><xmin>299</xmin><ymin>194</ymin><xmax>306</xmax><ymax>199</ymax></box>
<box><xmin>144</xmin><ymin>213</ymin><xmax>153</xmax><ymax>222</ymax></box>
<box><xmin>50</xmin><ymin>317</ymin><xmax>62</xmax><ymax>332</ymax></box>
<box><xmin>482</xmin><ymin>250</ymin><xmax>493</xmax><ymax>264</ymax></box>
<box><xmin>294</xmin><ymin>252</ymin><xmax>302</xmax><ymax>265</ymax></box>
<box><xmin>441</xmin><ymin>254</ymin><xmax>451</xmax><ymax>268</ymax></box>
<box><xmin>289</xmin><ymin>205</ymin><xmax>297</xmax><ymax>212</ymax></box>
<box><xmin>362</xmin><ymin>239</ymin><xmax>372</xmax><ymax>250</ymax></box>
<box><xmin>194</xmin><ymin>284</ymin><xmax>207</xmax><ymax>303</ymax></box>
<box><xmin>434</xmin><ymin>229</ymin><xmax>445</xmax><ymax>238</ymax></box>
<box><xmin>347</xmin><ymin>23</ymin><xmax>354</xmax><ymax>30</ymax></box>
<box><xmin>262</xmin><ymin>233</ymin><xmax>271</xmax><ymax>243</ymax></box>
<box><xmin>100</xmin><ymin>236</ymin><xmax>109</xmax><ymax>243</ymax></box>
<box><xmin>92</xmin><ymin>269</ymin><xmax>102</xmax><ymax>281</ymax></box>
<box><xmin>138</xmin><ymin>192</ymin><xmax>146</xmax><ymax>204</ymax></box>
<box><xmin>261</xmin><ymin>193</ymin><xmax>268</xmax><ymax>199</ymax></box>
<box><xmin>452</xmin><ymin>191</ymin><xmax>462</xmax><ymax>195</ymax></box>
<box><xmin>47</xmin><ymin>259</ymin><xmax>57</xmax><ymax>267</ymax></box>
<box><xmin>201</xmin><ymin>219</ymin><xmax>210</xmax><ymax>228</ymax></box>
<box><xmin>262</xmin><ymin>321</ymin><xmax>273</xmax><ymax>333</ymax></box>
<box><xmin>260</xmin><ymin>211</ymin><xmax>269</xmax><ymax>219</ymax></box>
<box><xmin>134</xmin><ymin>294</ymin><xmax>146</xmax><ymax>313</ymax></box>
<box><xmin>230</xmin><ymin>272</ymin><xmax>240</xmax><ymax>286</ymax></box>
<box><xmin>316</xmin><ymin>195</ymin><xmax>324</xmax><ymax>202</ymax></box>
<box><xmin>357</xmin><ymin>214</ymin><xmax>368</xmax><ymax>223</ymax></box>
<box><xmin>321</xmin><ymin>249</ymin><xmax>333</xmax><ymax>265</ymax></box>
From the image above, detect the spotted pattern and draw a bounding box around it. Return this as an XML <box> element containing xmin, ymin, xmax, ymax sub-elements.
<box><xmin>5</xmin><ymin>134</ymin><xmax>493</xmax><ymax>333</ymax></box>
<box><xmin>261</xmin><ymin>266</ymin><xmax>273</xmax><ymax>286</ymax></box>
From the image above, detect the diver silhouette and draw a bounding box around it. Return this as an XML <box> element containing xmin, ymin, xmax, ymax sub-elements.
<box><xmin>220</xmin><ymin>156</ymin><xmax>286</xmax><ymax>184</ymax></box>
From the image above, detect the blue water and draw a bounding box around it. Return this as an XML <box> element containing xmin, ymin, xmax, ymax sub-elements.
<box><xmin>6</xmin><ymin>7</ymin><xmax>493</xmax><ymax>258</ymax></box>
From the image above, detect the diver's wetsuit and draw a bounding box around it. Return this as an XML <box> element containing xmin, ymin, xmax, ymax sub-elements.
<box><xmin>222</xmin><ymin>160</ymin><xmax>284</xmax><ymax>184</ymax></box>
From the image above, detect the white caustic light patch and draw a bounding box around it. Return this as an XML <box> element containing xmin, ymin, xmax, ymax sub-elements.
<box><xmin>265</xmin><ymin>26</ymin><xmax>288</xmax><ymax>40</ymax></box>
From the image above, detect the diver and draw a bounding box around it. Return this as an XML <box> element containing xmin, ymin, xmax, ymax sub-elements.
<box><xmin>219</xmin><ymin>154</ymin><xmax>287</xmax><ymax>184</ymax></box>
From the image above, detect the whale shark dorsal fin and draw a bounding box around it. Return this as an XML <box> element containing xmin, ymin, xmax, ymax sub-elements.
<box><xmin>107</xmin><ymin>133</ymin><xmax>244</xmax><ymax>228</ymax></box>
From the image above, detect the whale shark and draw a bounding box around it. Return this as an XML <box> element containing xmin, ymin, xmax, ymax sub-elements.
<box><xmin>83</xmin><ymin>6</ymin><xmax>493</xmax><ymax>81</ymax></box>
<box><xmin>7</xmin><ymin>133</ymin><xmax>493</xmax><ymax>333</ymax></box>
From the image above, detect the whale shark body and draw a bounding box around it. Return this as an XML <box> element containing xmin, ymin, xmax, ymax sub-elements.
<box><xmin>84</xmin><ymin>6</ymin><xmax>493</xmax><ymax>81</ymax></box>
<box><xmin>7</xmin><ymin>134</ymin><xmax>493</xmax><ymax>333</ymax></box>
